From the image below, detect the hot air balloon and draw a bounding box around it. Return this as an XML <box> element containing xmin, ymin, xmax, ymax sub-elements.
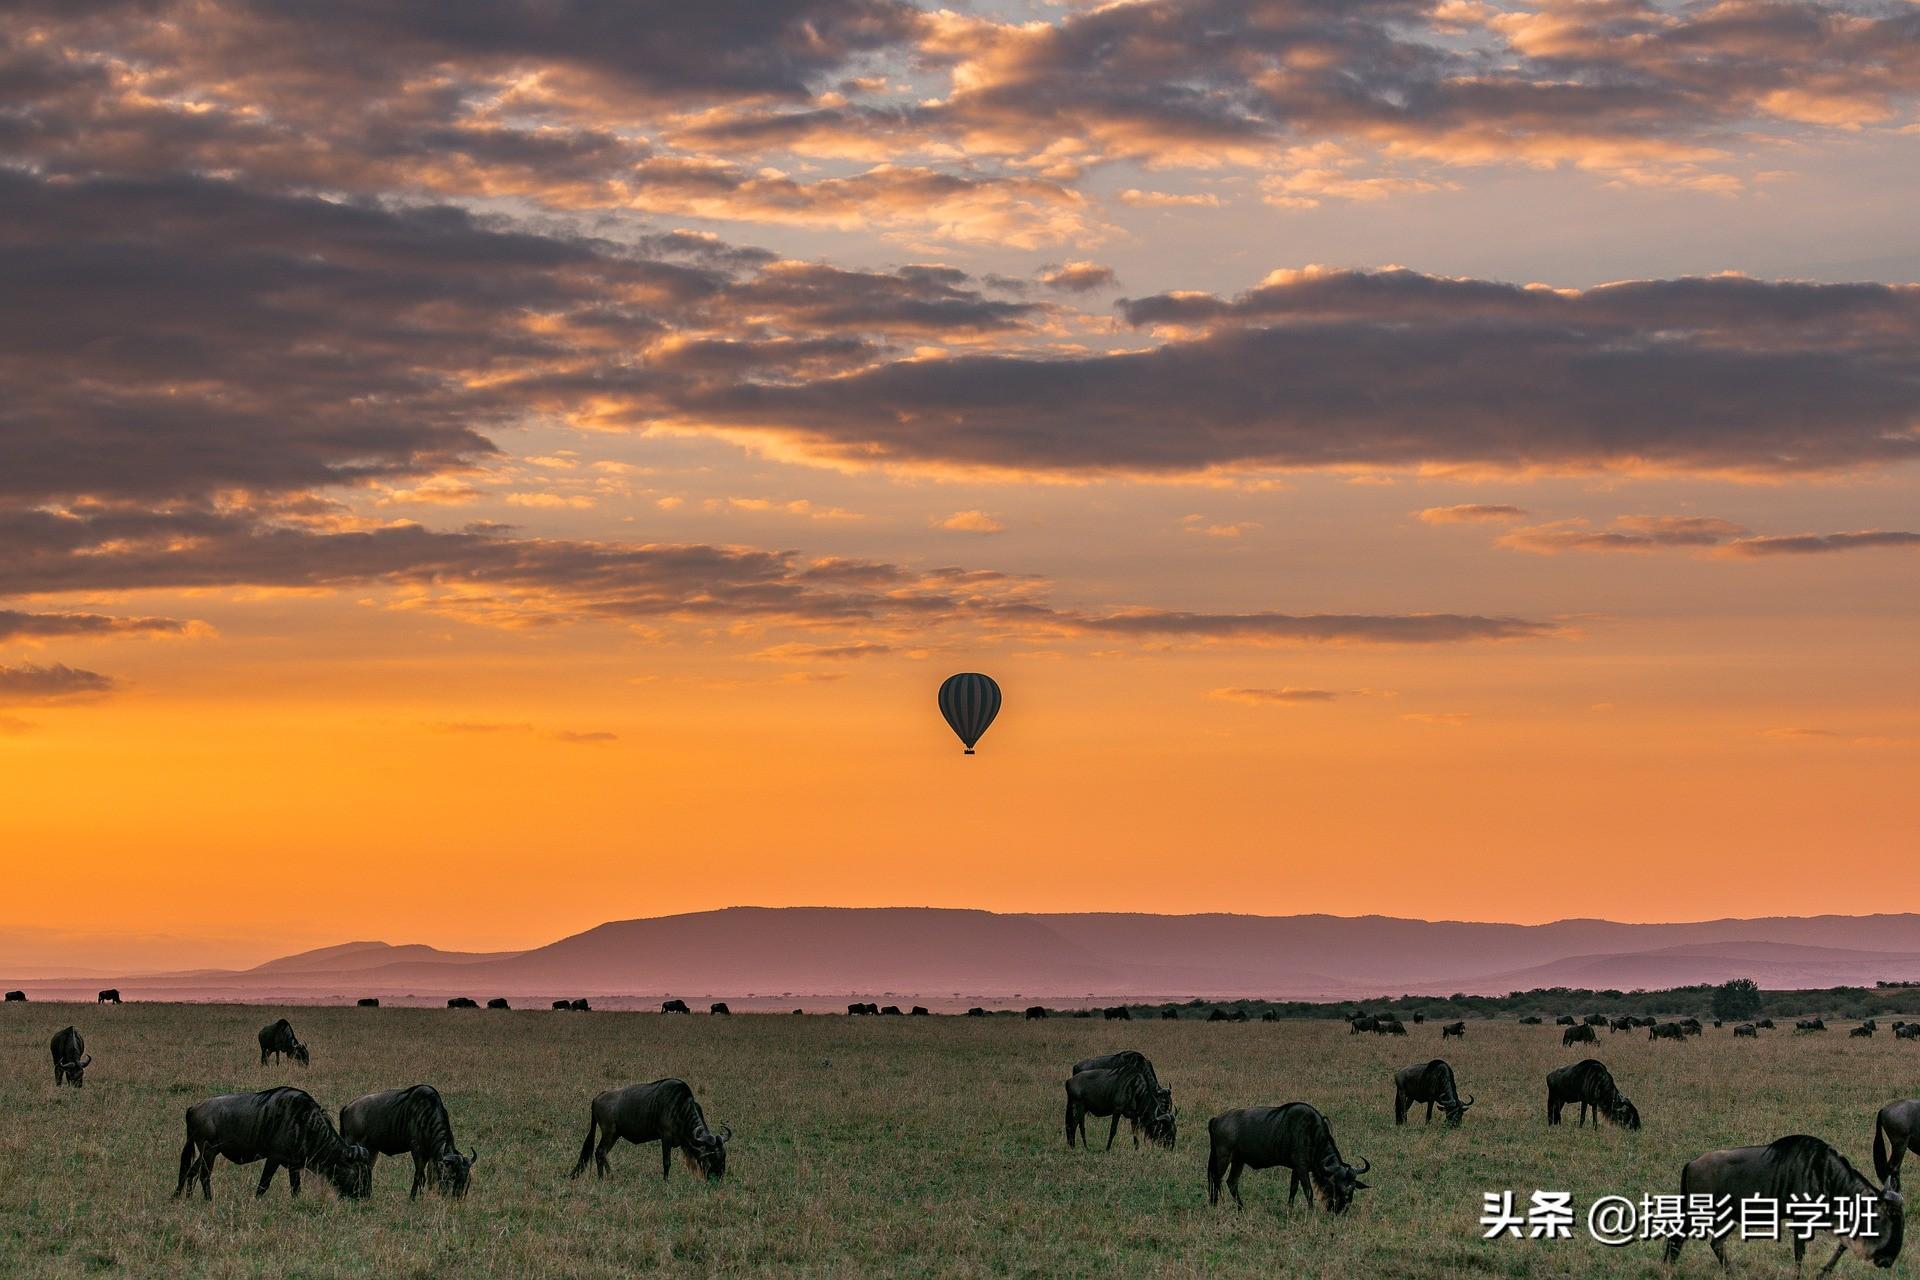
<box><xmin>938</xmin><ymin>673</ymin><xmax>1001</xmax><ymax>755</ymax></box>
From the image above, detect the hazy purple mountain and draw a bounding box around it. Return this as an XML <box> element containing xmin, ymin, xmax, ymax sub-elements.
<box><xmin>11</xmin><ymin>907</ymin><xmax>1920</xmax><ymax>1002</ymax></box>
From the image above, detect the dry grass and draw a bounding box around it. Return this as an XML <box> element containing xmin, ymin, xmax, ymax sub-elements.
<box><xmin>3</xmin><ymin>1003</ymin><xmax>1916</xmax><ymax>1277</ymax></box>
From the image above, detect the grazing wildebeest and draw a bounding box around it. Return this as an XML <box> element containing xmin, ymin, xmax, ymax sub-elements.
<box><xmin>1564</xmin><ymin>1023</ymin><xmax>1599</xmax><ymax>1047</ymax></box>
<box><xmin>1161</xmin><ymin>1008</ymin><xmax>1179</xmax><ymax>1020</ymax></box>
<box><xmin>1206</xmin><ymin>1103</ymin><xmax>1370</xmax><ymax>1214</ymax></box>
<box><xmin>1585</xmin><ymin>1013</ymin><xmax>1609</xmax><ymax>1026</ymax></box>
<box><xmin>569</xmin><ymin>1079</ymin><xmax>730</xmax><ymax>1182</ymax></box>
<box><xmin>1555</xmin><ymin>1015</ymin><xmax>1576</xmax><ymax>1026</ymax></box>
<box><xmin>6</xmin><ymin>989</ymin><xmax>26</xmax><ymax>1002</ymax></box>
<box><xmin>97</xmin><ymin>988</ymin><xmax>120</xmax><ymax>1004</ymax></box>
<box><xmin>791</xmin><ymin>1009</ymin><xmax>803</xmax><ymax>1015</ymax></box>
<box><xmin>910</xmin><ymin>1005</ymin><xmax>929</xmax><ymax>1016</ymax></box>
<box><xmin>1546</xmin><ymin>1059</ymin><xmax>1640</xmax><ymax>1130</ymax></box>
<box><xmin>1104</xmin><ymin>1006</ymin><xmax>1132</xmax><ymax>1021</ymax></box>
<box><xmin>1229</xmin><ymin>1009</ymin><xmax>1252</xmax><ymax>1023</ymax></box>
<box><xmin>663</xmin><ymin>999</ymin><xmax>692</xmax><ymax>1014</ymax></box>
<box><xmin>1411</xmin><ymin>1012</ymin><xmax>1426</xmax><ymax>1024</ymax></box>
<box><xmin>1874</xmin><ymin>1100</ymin><xmax>1920</xmax><ymax>1184</ymax></box>
<box><xmin>1734</xmin><ymin>1023</ymin><xmax>1759</xmax><ymax>1037</ymax></box>
<box><xmin>447</xmin><ymin>997</ymin><xmax>478</xmax><ymax>1009</ymax></box>
<box><xmin>487</xmin><ymin>998</ymin><xmax>510</xmax><ymax>1010</ymax></box>
<box><xmin>1349</xmin><ymin>1015</ymin><xmax>1378</xmax><ymax>1035</ymax></box>
<box><xmin>1898</xmin><ymin>1025</ymin><xmax>1920</xmax><ymax>1041</ymax></box>
<box><xmin>174</xmin><ymin>1087</ymin><xmax>371</xmax><ymax>1202</ymax></box>
<box><xmin>1865</xmin><ymin>1019</ymin><xmax>1879</xmax><ymax>1032</ymax></box>
<box><xmin>258</xmin><ymin>1018</ymin><xmax>309</xmax><ymax>1067</ymax></box>
<box><xmin>861</xmin><ymin>1002</ymin><xmax>880</xmax><ymax>1015</ymax></box>
<box><xmin>1679</xmin><ymin>1017</ymin><xmax>1703</xmax><ymax>1036</ymax></box>
<box><xmin>569</xmin><ymin>998</ymin><xmax>591</xmax><ymax>1012</ymax></box>
<box><xmin>1757</xmin><ymin>1018</ymin><xmax>1776</xmax><ymax>1029</ymax></box>
<box><xmin>1441</xmin><ymin>1021</ymin><xmax>1466</xmax><ymax>1039</ymax></box>
<box><xmin>879</xmin><ymin>1005</ymin><xmax>902</xmax><ymax>1016</ymax></box>
<box><xmin>356</xmin><ymin>998</ymin><xmax>379</xmax><ymax>1008</ymax></box>
<box><xmin>966</xmin><ymin>1007</ymin><xmax>987</xmax><ymax>1017</ymax></box>
<box><xmin>552</xmin><ymin>1000</ymin><xmax>571</xmax><ymax>1010</ymax></box>
<box><xmin>1610</xmin><ymin>1016</ymin><xmax>1635</xmax><ymax>1033</ymax></box>
<box><xmin>1663</xmin><ymin>1135</ymin><xmax>1903</xmax><ymax>1272</ymax></box>
<box><xmin>1394</xmin><ymin>1060</ymin><xmax>1475</xmax><ymax>1126</ymax></box>
<box><xmin>339</xmin><ymin>1084</ymin><xmax>476</xmax><ymax>1199</ymax></box>
<box><xmin>710</xmin><ymin>1002</ymin><xmax>731</xmax><ymax>1016</ymax></box>
<box><xmin>1026</xmin><ymin>1006</ymin><xmax>1048</xmax><ymax>1020</ymax></box>
<box><xmin>1065</xmin><ymin>1060</ymin><xmax>1176</xmax><ymax>1151</ymax></box>
<box><xmin>1261</xmin><ymin>1011</ymin><xmax>1280</xmax><ymax>1022</ymax></box>
<box><xmin>1519</xmin><ymin>1015</ymin><xmax>1543</xmax><ymax>1025</ymax></box>
<box><xmin>1649</xmin><ymin>1022</ymin><xmax>1687</xmax><ymax>1041</ymax></box>
<box><xmin>51</xmin><ymin>1026</ymin><xmax>90</xmax><ymax>1086</ymax></box>
<box><xmin>1798</xmin><ymin>1018</ymin><xmax>1828</xmax><ymax>1032</ymax></box>
<box><xmin>1854</xmin><ymin>1025</ymin><xmax>1877</xmax><ymax>1038</ymax></box>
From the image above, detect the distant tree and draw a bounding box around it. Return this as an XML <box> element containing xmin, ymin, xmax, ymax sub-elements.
<box><xmin>1712</xmin><ymin>978</ymin><xmax>1763</xmax><ymax>1022</ymax></box>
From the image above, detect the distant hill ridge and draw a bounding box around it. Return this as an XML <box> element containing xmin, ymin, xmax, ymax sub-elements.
<box><xmin>13</xmin><ymin>907</ymin><xmax>1920</xmax><ymax>999</ymax></box>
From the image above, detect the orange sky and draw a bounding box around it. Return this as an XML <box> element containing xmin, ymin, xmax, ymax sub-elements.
<box><xmin>3</xmin><ymin>0</ymin><xmax>1918</xmax><ymax>970</ymax></box>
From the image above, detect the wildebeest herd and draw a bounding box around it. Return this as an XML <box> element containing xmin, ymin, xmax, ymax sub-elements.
<box><xmin>14</xmin><ymin>998</ymin><xmax>1918</xmax><ymax>1272</ymax></box>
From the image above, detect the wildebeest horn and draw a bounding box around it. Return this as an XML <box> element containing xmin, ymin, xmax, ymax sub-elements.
<box><xmin>717</xmin><ymin>1125</ymin><xmax>733</xmax><ymax>1143</ymax></box>
<box><xmin>1461</xmin><ymin>1094</ymin><xmax>1475</xmax><ymax>1108</ymax></box>
<box><xmin>79</xmin><ymin>1055</ymin><xmax>92</xmax><ymax>1067</ymax></box>
<box><xmin>1353</xmin><ymin>1157</ymin><xmax>1371</xmax><ymax>1176</ymax></box>
<box><xmin>468</xmin><ymin>1146</ymin><xmax>478</xmax><ymax>1166</ymax></box>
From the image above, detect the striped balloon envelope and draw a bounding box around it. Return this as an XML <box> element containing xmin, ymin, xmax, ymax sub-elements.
<box><xmin>937</xmin><ymin>673</ymin><xmax>1001</xmax><ymax>755</ymax></box>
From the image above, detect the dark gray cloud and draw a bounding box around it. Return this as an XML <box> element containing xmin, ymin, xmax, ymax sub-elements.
<box><xmin>1210</xmin><ymin>686</ymin><xmax>1341</xmax><ymax>704</ymax></box>
<box><xmin>1724</xmin><ymin>530</ymin><xmax>1920</xmax><ymax>557</ymax></box>
<box><xmin>1495</xmin><ymin>516</ymin><xmax>1920</xmax><ymax>556</ymax></box>
<box><xmin>1076</xmin><ymin>610</ymin><xmax>1557</xmax><ymax>644</ymax></box>
<box><xmin>0</xmin><ymin>610</ymin><xmax>187</xmax><ymax>641</ymax></box>
<box><xmin>0</xmin><ymin>662</ymin><xmax>116</xmax><ymax>701</ymax></box>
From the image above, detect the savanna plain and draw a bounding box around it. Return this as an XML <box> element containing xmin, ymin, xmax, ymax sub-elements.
<box><xmin>4</xmin><ymin>1003</ymin><xmax>1916</xmax><ymax>1278</ymax></box>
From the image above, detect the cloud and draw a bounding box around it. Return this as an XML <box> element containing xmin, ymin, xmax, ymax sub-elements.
<box><xmin>552</xmin><ymin>730</ymin><xmax>619</xmax><ymax>745</ymax></box>
<box><xmin>935</xmin><ymin>511</ymin><xmax>1008</xmax><ymax>534</ymax></box>
<box><xmin>1498</xmin><ymin>516</ymin><xmax>1751</xmax><ymax>554</ymax></box>
<box><xmin>1418</xmin><ymin>504</ymin><xmax>1530</xmax><ymax>524</ymax></box>
<box><xmin>1075</xmin><ymin>610</ymin><xmax>1558</xmax><ymax>645</ymax></box>
<box><xmin>1721</xmin><ymin>531</ymin><xmax>1920</xmax><ymax>557</ymax></box>
<box><xmin>753</xmin><ymin>641</ymin><xmax>896</xmax><ymax>661</ymax></box>
<box><xmin>0</xmin><ymin>663</ymin><xmax>117</xmax><ymax>702</ymax></box>
<box><xmin>1210</xmin><ymin>687</ymin><xmax>1340</xmax><ymax>705</ymax></box>
<box><xmin>1036</xmin><ymin>261</ymin><xmax>1117</xmax><ymax>293</ymax></box>
<box><xmin>0</xmin><ymin>611</ymin><xmax>188</xmax><ymax>641</ymax></box>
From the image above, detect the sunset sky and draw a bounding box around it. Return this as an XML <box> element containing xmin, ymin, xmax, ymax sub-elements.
<box><xmin>3</xmin><ymin>0</ymin><xmax>1918</xmax><ymax>971</ymax></box>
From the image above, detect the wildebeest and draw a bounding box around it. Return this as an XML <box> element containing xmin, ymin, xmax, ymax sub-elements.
<box><xmin>1898</xmin><ymin>1025</ymin><xmax>1920</xmax><ymax>1041</ymax></box>
<box><xmin>553</xmin><ymin>1000</ymin><xmax>571</xmax><ymax>1010</ymax></box>
<box><xmin>710</xmin><ymin>1002</ymin><xmax>731</xmax><ymax>1016</ymax></box>
<box><xmin>1261</xmin><ymin>1011</ymin><xmax>1280</xmax><ymax>1022</ymax></box>
<box><xmin>51</xmin><ymin>1025</ymin><xmax>90</xmax><ymax>1087</ymax></box>
<box><xmin>1649</xmin><ymin>1022</ymin><xmax>1687</xmax><ymax>1041</ymax></box>
<box><xmin>257</xmin><ymin>1018</ymin><xmax>309</xmax><ymax>1067</ymax></box>
<box><xmin>1546</xmin><ymin>1059</ymin><xmax>1640</xmax><ymax>1130</ymax></box>
<box><xmin>339</xmin><ymin>1084</ymin><xmax>476</xmax><ymax>1199</ymax></box>
<box><xmin>910</xmin><ymin>1005</ymin><xmax>929</xmax><ymax>1016</ymax></box>
<box><xmin>1349</xmin><ymin>1015</ymin><xmax>1378</xmax><ymax>1034</ymax></box>
<box><xmin>1610</xmin><ymin>1016</ymin><xmax>1635</xmax><ymax>1033</ymax></box>
<box><xmin>1734</xmin><ymin>1023</ymin><xmax>1759</xmax><ymax>1037</ymax></box>
<box><xmin>966</xmin><ymin>1007</ymin><xmax>987</xmax><ymax>1017</ymax></box>
<box><xmin>1564</xmin><ymin>1023</ymin><xmax>1599</xmax><ymax>1047</ymax></box>
<box><xmin>1798</xmin><ymin>1018</ymin><xmax>1828</xmax><ymax>1032</ymax></box>
<box><xmin>1161</xmin><ymin>1007</ymin><xmax>1180</xmax><ymax>1019</ymax></box>
<box><xmin>791</xmin><ymin>1008</ymin><xmax>803</xmax><ymax>1015</ymax></box>
<box><xmin>1757</xmin><ymin>1018</ymin><xmax>1776</xmax><ymax>1029</ymax></box>
<box><xmin>1679</xmin><ymin>1017</ymin><xmax>1703</xmax><ymax>1036</ymax></box>
<box><xmin>1865</xmin><ymin>1019</ymin><xmax>1879</xmax><ymax>1032</ymax></box>
<box><xmin>1874</xmin><ymin>1100</ymin><xmax>1920</xmax><ymax>1184</ymax></box>
<box><xmin>1854</xmin><ymin>1025</ymin><xmax>1877</xmax><ymax>1038</ymax></box>
<box><xmin>1229</xmin><ymin>1009</ymin><xmax>1252</xmax><ymax>1023</ymax></box>
<box><xmin>569</xmin><ymin>1079</ymin><xmax>731</xmax><ymax>1182</ymax></box>
<box><xmin>447</xmin><ymin>997</ymin><xmax>478</xmax><ymax>1009</ymax></box>
<box><xmin>879</xmin><ymin>1004</ymin><xmax>903</xmax><ymax>1016</ymax></box>
<box><xmin>174</xmin><ymin>1087</ymin><xmax>372</xmax><ymax>1202</ymax></box>
<box><xmin>1065</xmin><ymin>1054</ymin><xmax>1176</xmax><ymax>1151</ymax></box>
<box><xmin>4</xmin><ymin>990</ymin><xmax>25</xmax><ymax>1002</ymax></box>
<box><xmin>1585</xmin><ymin>1013</ymin><xmax>1609</xmax><ymax>1026</ymax></box>
<box><xmin>1104</xmin><ymin>1005</ymin><xmax>1132</xmax><ymax>1021</ymax></box>
<box><xmin>1026</xmin><ymin>1006</ymin><xmax>1048</xmax><ymax>1020</ymax></box>
<box><xmin>1206</xmin><ymin>1103</ymin><xmax>1370</xmax><ymax>1214</ymax></box>
<box><xmin>356</xmin><ymin>998</ymin><xmax>379</xmax><ymax>1008</ymax></box>
<box><xmin>487</xmin><ymin>998</ymin><xmax>510</xmax><ymax>1010</ymax></box>
<box><xmin>569</xmin><ymin>998</ymin><xmax>591</xmax><ymax>1012</ymax></box>
<box><xmin>1411</xmin><ymin>1012</ymin><xmax>1426</xmax><ymax>1024</ymax></box>
<box><xmin>663</xmin><ymin>999</ymin><xmax>691</xmax><ymax>1014</ymax></box>
<box><xmin>1441</xmin><ymin>1021</ymin><xmax>1466</xmax><ymax>1039</ymax></box>
<box><xmin>1663</xmin><ymin>1135</ymin><xmax>1903</xmax><ymax>1272</ymax></box>
<box><xmin>97</xmin><ymin>988</ymin><xmax>121</xmax><ymax>1004</ymax></box>
<box><xmin>1555</xmin><ymin>1015</ymin><xmax>1576</xmax><ymax>1026</ymax></box>
<box><xmin>1519</xmin><ymin>1015</ymin><xmax>1543</xmax><ymax>1025</ymax></box>
<box><xmin>1394</xmin><ymin>1059</ymin><xmax>1475</xmax><ymax>1126</ymax></box>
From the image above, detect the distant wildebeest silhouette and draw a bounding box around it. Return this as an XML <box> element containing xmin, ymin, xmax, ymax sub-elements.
<box><xmin>663</xmin><ymin>999</ymin><xmax>691</xmax><ymax>1014</ymax></box>
<box><xmin>1648</xmin><ymin>1022</ymin><xmax>1687</xmax><ymax>1042</ymax></box>
<box><xmin>1104</xmin><ymin>1006</ymin><xmax>1131</xmax><ymax>1021</ymax></box>
<box><xmin>1394</xmin><ymin>1059</ymin><xmax>1474</xmax><ymax>1126</ymax></box>
<box><xmin>1796</xmin><ymin>1018</ymin><xmax>1827</xmax><ymax>1032</ymax></box>
<box><xmin>792</xmin><ymin>1008</ymin><xmax>803</xmax><ymax>1015</ymax></box>
<box><xmin>97</xmin><ymin>988</ymin><xmax>120</xmax><ymax>1004</ymax></box>
<box><xmin>1161</xmin><ymin>1008</ymin><xmax>1179</xmax><ymax>1020</ymax></box>
<box><xmin>569</xmin><ymin>999</ymin><xmax>590</xmax><ymax>1012</ymax></box>
<box><xmin>1564</xmin><ymin>1023</ymin><xmax>1598</xmax><ymax>1046</ymax></box>
<box><xmin>1584</xmin><ymin>1014</ymin><xmax>1608</xmax><ymax>1026</ymax></box>
<box><xmin>552</xmin><ymin>1000</ymin><xmax>571</xmax><ymax>1010</ymax></box>
<box><xmin>1756</xmin><ymin>1018</ymin><xmax>1775</xmax><ymax>1029</ymax></box>
<box><xmin>1733</xmin><ymin>1022</ymin><xmax>1758</xmax><ymax>1037</ymax></box>
<box><xmin>1026</xmin><ymin>1006</ymin><xmax>1048</xmax><ymax>1020</ymax></box>
<box><xmin>569</xmin><ymin>1079</ymin><xmax>731</xmax><ymax>1183</ymax></box>
<box><xmin>709</xmin><ymin>1002</ymin><xmax>731</xmax><ymax>1016</ymax></box>
<box><xmin>1546</xmin><ymin>1059</ymin><xmax>1639</xmax><ymax>1130</ymax></box>
<box><xmin>1664</xmin><ymin>1136</ymin><xmax>1903</xmax><ymax>1272</ymax></box>
<box><xmin>1411</xmin><ymin>1012</ymin><xmax>1425</xmax><ymax>1024</ymax></box>
<box><xmin>1065</xmin><ymin>1057</ymin><xmax>1175</xmax><ymax>1151</ymax></box>
<box><xmin>446</xmin><ymin>997</ymin><xmax>478</xmax><ymax>1009</ymax></box>
<box><xmin>1898</xmin><ymin>1024</ymin><xmax>1920</xmax><ymax>1041</ymax></box>
<box><xmin>1441</xmin><ymin>1021</ymin><xmax>1466</xmax><ymax>1039</ymax></box>
<box><xmin>174</xmin><ymin>1086</ymin><xmax>371</xmax><ymax>1202</ymax></box>
<box><xmin>1349</xmin><ymin>1015</ymin><xmax>1377</xmax><ymax>1034</ymax></box>
<box><xmin>910</xmin><ymin>1006</ymin><xmax>929</xmax><ymax>1016</ymax></box>
<box><xmin>5</xmin><ymin>989</ymin><xmax>26</xmax><ymax>1002</ymax></box>
<box><xmin>356</xmin><ymin>998</ymin><xmax>379</xmax><ymax>1008</ymax></box>
<box><xmin>1610</xmin><ymin>1016</ymin><xmax>1634</xmax><ymax>1033</ymax></box>
<box><xmin>966</xmin><ymin>1007</ymin><xmax>987</xmax><ymax>1017</ymax></box>
<box><xmin>257</xmin><ymin>1018</ymin><xmax>309</xmax><ymax>1067</ymax></box>
<box><xmin>1206</xmin><ymin>1103</ymin><xmax>1370</xmax><ymax>1214</ymax></box>
<box><xmin>487</xmin><ymin>998</ymin><xmax>510</xmax><ymax>1010</ymax></box>
<box><xmin>1210</xmin><ymin>1009</ymin><xmax>1232</xmax><ymax>1023</ymax></box>
<box><xmin>1518</xmin><ymin>1015</ymin><xmax>1542</xmax><ymax>1025</ymax></box>
<box><xmin>51</xmin><ymin>1025</ymin><xmax>90</xmax><ymax>1086</ymax></box>
<box><xmin>1261</xmin><ymin>1011</ymin><xmax>1280</xmax><ymax>1022</ymax></box>
<box><xmin>340</xmin><ymin>1084</ymin><xmax>475</xmax><ymax>1200</ymax></box>
<box><xmin>1555</xmin><ymin>1015</ymin><xmax>1576</xmax><ymax>1026</ymax></box>
<box><xmin>1853</xmin><ymin>1025</ymin><xmax>1876</xmax><ymax>1038</ymax></box>
<box><xmin>1679</xmin><ymin>1017</ymin><xmax>1703</xmax><ymax>1036</ymax></box>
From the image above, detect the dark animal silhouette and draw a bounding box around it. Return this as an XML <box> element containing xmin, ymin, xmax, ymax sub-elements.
<box><xmin>663</xmin><ymin>1000</ymin><xmax>691</xmax><ymax>1014</ymax></box>
<box><xmin>1394</xmin><ymin>1059</ymin><xmax>1474</xmax><ymax>1126</ymax></box>
<box><xmin>51</xmin><ymin>1025</ymin><xmax>90</xmax><ymax>1086</ymax></box>
<box><xmin>1797</xmin><ymin>1018</ymin><xmax>1828</xmax><ymax>1032</ymax></box>
<box><xmin>356</xmin><ymin>998</ymin><xmax>379</xmax><ymax>1008</ymax></box>
<box><xmin>1065</xmin><ymin>1060</ymin><xmax>1175</xmax><ymax>1151</ymax></box>
<box><xmin>487</xmin><ymin>998</ymin><xmax>510</xmax><ymax>1010</ymax></box>
<box><xmin>97</xmin><ymin>989</ymin><xmax>120</xmax><ymax>1004</ymax></box>
<box><xmin>1564</xmin><ymin>1023</ymin><xmax>1598</xmax><ymax>1046</ymax></box>
<box><xmin>569</xmin><ymin>999</ymin><xmax>591</xmax><ymax>1012</ymax></box>
<box><xmin>1546</xmin><ymin>1059</ymin><xmax>1640</xmax><ymax>1129</ymax></box>
<box><xmin>879</xmin><ymin>1005</ymin><xmax>903</xmax><ymax>1016</ymax></box>
<box><xmin>446</xmin><ymin>997</ymin><xmax>478</xmax><ymax>1009</ymax></box>
<box><xmin>1874</xmin><ymin>1100</ymin><xmax>1920</xmax><ymax>1183</ymax></box>
<box><xmin>553</xmin><ymin>1000</ymin><xmax>571</xmax><ymax>1010</ymax></box>
<box><xmin>710</xmin><ymin>1002</ymin><xmax>731</xmax><ymax>1016</ymax></box>
<box><xmin>173</xmin><ymin>1087</ymin><xmax>371</xmax><ymax>1201</ymax></box>
<box><xmin>1649</xmin><ymin>1022</ymin><xmax>1687</xmax><ymax>1041</ymax></box>
<box><xmin>1104</xmin><ymin>1006</ymin><xmax>1132</xmax><ymax>1021</ymax></box>
<box><xmin>4</xmin><ymin>990</ymin><xmax>25</xmax><ymax>1002</ymax></box>
<box><xmin>1757</xmin><ymin>1018</ymin><xmax>1775</xmax><ymax>1029</ymax></box>
<box><xmin>1161</xmin><ymin>1008</ymin><xmax>1179</xmax><ymax>1020</ymax></box>
<box><xmin>911</xmin><ymin>1006</ymin><xmax>930</xmax><ymax>1016</ymax></box>
<box><xmin>1663</xmin><ymin>1135</ymin><xmax>1903</xmax><ymax>1272</ymax></box>
<box><xmin>1898</xmin><ymin>1025</ymin><xmax>1920</xmax><ymax>1042</ymax></box>
<box><xmin>1411</xmin><ymin>1012</ymin><xmax>1425</xmax><ymax>1024</ymax></box>
<box><xmin>966</xmin><ymin>1007</ymin><xmax>987</xmax><ymax>1017</ymax></box>
<box><xmin>1610</xmin><ymin>1016</ymin><xmax>1635</xmax><ymax>1033</ymax></box>
<box><xmin>1853</xmin><ymin>1026</ymin><xmax>1876</xmax><ymax>1038</ymax></box>
<box><xmin>1349</xmin><ymin>1016</ymin><xmax>1378</xmax><ymax>1034</ymax></box>
<box><xmin>1519</xmin><ymin>1015</ymin><xmax>1543</xmax><ymax>1025</ymax></box>
<box><xmin>1206</xmin><ymin>1104</ymin><xmax>1370</xmax><ymax>1214</ymax></box>
<box><xmin>257</xmin><ymin>1018</ymin><xmax>309</xmax><ymax>1067</ymax></box>
<box><xmin>1584</xmin><ymin>1013</ymin><xmax>1609</xmax><ymax>1026</ymax></box>
<box><xmin>339</xmin><ymin>1084</ymin><xmax>476</xmax><ymax>1199</ymax></box>
<box><xmin>1262</xmin><ymin>1011</ymin><xmax>1280</xmax><ymax>1022</ymax></box>
<box><xmin>569</xmin><ymin>1079</ymin><xmax>730</xmax><ymax>1182</ymax></box>
<box><xmin>1026</xmin><ymin>1006</ymin><xmax>1048</xmax><ymax>1020</ymax></box>
<box><xmin>1555</xmin><ymin>1015</ymin><xmax>1576</xmax><ymax>1026</ymax></box>
<box><xmin>1734</xmin><ymin>1023</ymin><xmax>1758</xmax><ymax>1037</ymax></box>
<box><xmin>1441</xmin><ymin>1021</ymin><xmax>1466</xmax><ymax>1039</ymax></box>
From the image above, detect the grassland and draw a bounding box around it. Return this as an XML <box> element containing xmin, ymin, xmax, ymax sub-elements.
<box><xmin>4</xmin><ymin>1002</ymin><xmax>1918</xmax><ymax>1277</ymax></box>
